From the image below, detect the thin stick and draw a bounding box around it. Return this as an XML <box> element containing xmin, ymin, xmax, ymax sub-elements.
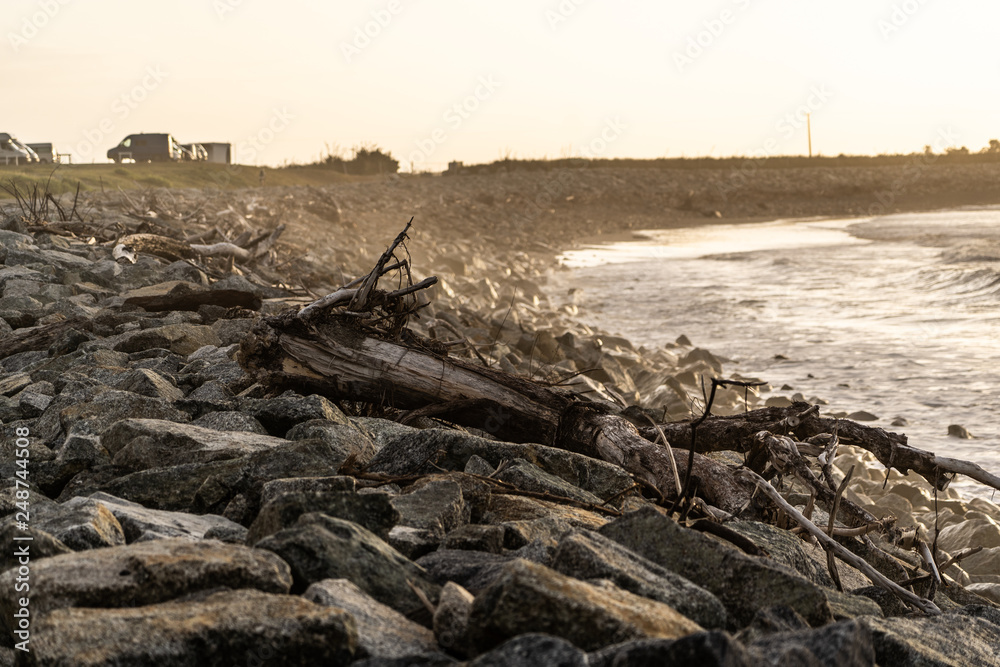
<box><xmin>826</xmin><ymin>465</ymin><xmax>854</xmax><ymax>592</ymax></box>
<box><xmin>736</xmin><ymin>468</ymin><xmax>941</xmax><ymax>615</ymax></box>
<box><xmin>639</xmin><ymin>413</ymin><xmax>682</xmax><ymax>496</ymax></box>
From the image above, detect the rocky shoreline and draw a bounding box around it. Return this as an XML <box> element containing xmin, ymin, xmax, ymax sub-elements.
<box><xmin>2</xmin><ymin>176</ymin><xmax>1000</xmax><ymax>665</ymax></box>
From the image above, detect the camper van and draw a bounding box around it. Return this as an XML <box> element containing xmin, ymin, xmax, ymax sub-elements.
<box><xmin>0</xmin><ymin>133</ymin><xmax>34</xmax><ymax>164</ymax></box>
<box><xmin>27</xmin><ymin>143</ymin><xmax>56</xmax><ymax>163</ymax></box>
<box><xmin>107</xmin><ymin>133</ymin><xmax>183</xmax><ymax>163</ymax></box>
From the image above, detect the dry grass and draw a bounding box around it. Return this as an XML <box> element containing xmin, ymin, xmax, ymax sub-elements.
<box><xmin>0</xmin><ymin>162</ymin><xmax>368</xmax><ymax>199</ymax></box>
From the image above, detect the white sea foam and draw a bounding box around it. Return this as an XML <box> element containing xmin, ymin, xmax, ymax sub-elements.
<box><xmin>554</xmin><ymin>209</ymin><xmax>1000</xmax><ymax>500</ymax></box>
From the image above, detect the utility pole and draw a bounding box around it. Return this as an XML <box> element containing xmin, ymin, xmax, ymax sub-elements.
<box><xmin>807</xmin><ymin>113</ymin><xmax>813</xmax><ymax>158</ymax></box>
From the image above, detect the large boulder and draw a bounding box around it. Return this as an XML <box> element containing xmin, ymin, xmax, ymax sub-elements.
<box><xmin>588</xmin><ymin>632</ymin><xmax>755</xmax><ymax>667</ymax></box>
<box><xmin>239</xmin><ymin>393</ymin><xmax>350</xmax><ymax>437</ymax></box>
<box><xmin>86</xmin><ymin>492</ymin><xmax>245</xmax><ymax>543</ymax></box>
<box><xmin>304</xmin><ymin>578</ymin><xmax>439</xmax><ymax>661</ymax></box>
<box><xmin>256</xmin><ymin>513</ymin><xmax>441</xmax><ymax>617</ymax></box>
<box><xmin>0</xmin><ymin>538</ymin><xmax>291</xmax><ymax>640</ymax></box>
<box><xmin>246</xmin><ymin>490</ymin><xmax>398</xmax><ymax>545</ymax></box>
<box><xmin>27</xmin><ymin>589</ymin><xmax>356</xmax><ymax>666</ymax></box>
<box><xmin>551</xmin><ymin>528</ymin><xmax>726</xmax><ymax>629</ymax></box>
<box><xmin>860</xmin><ymin>611</ymin><xmax>1000</xmax><ymax>667</ymax></box>
<box><xmin>366</xmin><ymin>428</ymin><xmax>634</xmax><ymax>501</ymax></box>
<box><xmin>101</xmin><ymin>418</ymin><xmax>291</xmax><ymax>471</ymax></box>
<box><xmin>467</xmin><ymin>558</ymin><xmax>702</xmax><ymax>653</ymax></box>
<box><xmin>599</xmin><ymin>507</ymin><xmax>835</xmax><ymax>629</ymax></box>
<box><xmin>61</xmin><ymin>439</ymin><xmax>344</xmax><ymax>523</ymax></box>
<box><xmin>27</xmin><ymin>497</ymin><xmax>125</xmax><ymax>551</ymax></box>
<box><xmin>469</xmin><ymin>634</ymin><xmax>587</xmax><ymax>666</ymax></box>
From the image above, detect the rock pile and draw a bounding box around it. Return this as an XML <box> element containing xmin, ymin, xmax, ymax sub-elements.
<box><xmin>2</xmin><ymin>185</ymin><xmax>1000</xmax><ymax>665</ymax></box>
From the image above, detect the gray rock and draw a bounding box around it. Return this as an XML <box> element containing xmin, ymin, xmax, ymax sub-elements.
<box><xmin>191</xmin><ymin>409</ymin><xmax>266</xmax><ymax>433</ymax></box>
<box><xmin>86</xmin><ymin>492</ymin><xmax>246</xmax><ymax>543</ymax></box>
<box><xmin>46</xmin><ymin>389</ymin><xmax>189</xmax><ymax>446</ymax></box>
<box><xmin>351</xmin><ymin>416</ymin><xmax>420</xmax><ymax>452</ymax></box>
<box><xmin>0</xmin><ymin>372</ymin><xmax>32</xmax><ymax>396</ymax></box>
<box><xmin>259</xmin><ymin>475</ymin><xmax>357</xmax><ymax>507</ymax></box>
<box><xmin>599</xmin><ymin>507</ymin><xmax>835</xmax><ymax>629</ymax></box>
<box><xmin>367</xmin><ymin>428</ymin><xmax>633</xmax><ymax>501</ymax></box>
<box><xmin>113</xmin><ymin>323</ymin><xmax>221</xmax><ymax>356</ymax></box>
<box><xmin>495</xmin><ymin>458</ymin><xmax>603</xmax><ymax>505</ymax></box>
<box><xmin>551</xmin><ymin>528</ymin><xmax>727</xmax><ymax>629</ymax></box>
<box><xmin>861</xmin><ymin>613</ymin><xmax>1000</xmax><ymax>667</ymax></box>
<box><xmin>246</xmin><ymin>490</ymin><xmax>399</xmax><ymax>545</ymax></box>
<box><xmin>442</xmin><ymin>524</ymin><xmax>506</xmax><ymax>554</ymax></box>
<box><xmin>470</xmin><ymin>634</ymin><xmax>587</xmax><ymax>667</ymax></box>
<box><xmin>727</xmin><ymin>520</ymin><xmax>866</xmax><ymax>589</ymax></box>
<box><xmin>15</xmin><ymin>390</ymin><xmax>50</xmax><ymax>419</ymax></box>
<box><xmin>0</xmin><ymin>538</ymin><xmax>292</xmax><ymax>640</ymax></box>
<box><xmin>304</xmin><ymin>578</ymin><xmax>438</xmax><ymax>660</ymax></box>
<box><xmin>178</xmin><ymin>356</ymin><xmax>246</xmax><ymax>386</ymax></box>
<box><xmin>101</xmin><ymin>418</ymin><xmax>290</xmax><ymax>471</ymax></box>
<box><xmin>750</xmin><ymin>619</ymin><xmax>875</xmax><ymax>667</ymax></box>
<box><xmin>434</xmin><ymin>582</ymin><xmax>475</xmax><ymax>657</ymax></box>
<box><xmin>28</xmin><ymin>589</ymin><xmax>356</xmax><ymax>666</ymax></box>
<box><xmin>286</xmin><ymin>418</ymin><xmax>377</xmax><ymax>467</ymax></box>
<box><xmin>64</xmin><ymin>438</ymin><xmax>344</xmax><ymax>521</ymax></box>
<box><xmin>210</xmin><ymin>317</ymin><xmax>255</xmax><ymax>346</ymax></box>
<box><xmin>464</xmin><ymin>454</ymin><xmax>496</xmax><ymax>477</ymax></box>
<box><xmin>55</xmin><ymin>428</ymin><xmax>112</xmax><ymax>467</ymax></box>
<box><xmin>110</xmin><ymin>368</ymin><xmax>183</xmax><ymax>401</ymax></box>
<box><xmin>588</xmin><ymin>632</ymin><xmax>754</xmax><ymax>667</ymax></box>
<box><xmin>388</xmin><ymin>525</ymin><xmax>442</xmax><ymax>560</ymax></box>
<box><xmin>467</xmin><ymin>558</ymin><xmax>702</xmax><ymax>653</ymax></box>
<box><xmin>392</xmin><ymin>477</ymin><xmax>470</xmax><ymax>537</ymax></box>
<box><xmin>0</xmin><ymin>524</ymin><xmax>71</xmax><ymax>574</ymax></box>
<box><xmin>256</xmin><ymin>513</ymin><xmax>441</xmax><ymax>617</ymax></box>
<box><xmin>28</xmin><ymin>497</ymin><xmax>125</xmax><ymax>551</ymax></box>
<box><xmin>240</xmin><ymin>392</ymin><xmax>350</xmax><ymax>436</ymax></box>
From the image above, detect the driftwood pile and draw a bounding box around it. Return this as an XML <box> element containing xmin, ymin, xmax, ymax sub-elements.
<box><xmin>239</xmin><ymin>222</ymin><xmax>1000</xmax><ymax>619</ymax></box>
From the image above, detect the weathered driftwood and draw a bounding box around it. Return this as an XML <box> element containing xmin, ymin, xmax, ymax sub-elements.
<box><xmin>641</xmin><ymin>403</ymin><xmax>1000</xmax><ymax>494</ymax></box>
<box><xmin>738</xmin><ymin>468</ymin><xmax>942</xmax><ymax>616</ymax></box>
<box><xmin>116</xmin><ymin>224</ymin><xmax>285</xmax><ymax>264</ymax></box>
<box><xmin>238</xmin><ymin>314</ymin><xmax>751</xmax><ymax>513</ymax></box>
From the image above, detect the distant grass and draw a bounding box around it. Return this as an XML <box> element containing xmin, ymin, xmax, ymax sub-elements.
<box><xmin>454</xmin><ymin>152</ymin><xmax>1000</xmax><ymax>174</ymax></box>
<box><xmin>0</xmin><ymin>162</ymin><xmax>369</xmax><ymax>199</ymax></box>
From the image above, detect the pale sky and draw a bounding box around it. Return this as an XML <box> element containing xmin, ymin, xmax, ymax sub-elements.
<box><xmin>4</xmin><ymin>0</ymin><xmax>998</xmax><ymax>169</ymax></box>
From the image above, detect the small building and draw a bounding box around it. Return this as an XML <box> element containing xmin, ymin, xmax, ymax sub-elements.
<box><xmin>201</xmin><ymin>143</ymin><xmax>232</xmax><ymax>164</ymax></box>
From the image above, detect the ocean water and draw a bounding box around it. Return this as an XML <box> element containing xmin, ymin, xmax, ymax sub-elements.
<box><xmin>555</xmin><ymin>208</ymin><xmax>1000</xmax><ymax>500</ymax></box>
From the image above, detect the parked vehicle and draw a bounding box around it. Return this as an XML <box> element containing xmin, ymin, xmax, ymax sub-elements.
<box><xmin>107</xmin><ymin>133</ymin><xmax>183</xmax><ymax>163</ymax></box>
<box><xmin>27</xmin><ymin>143</ymin><xmax>56</xmax><ymax>163</ymax></box>
<box><xmin>0</xmin><ymin>133</ymin><xmax>34</xmax><ymax>164</ymax></box>
<box><xmin>181</xmin><ymin>143</ymin><xmax>208</xmax><ymax>161</ymax></box>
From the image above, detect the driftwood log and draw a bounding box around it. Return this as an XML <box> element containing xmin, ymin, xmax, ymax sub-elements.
<box><xmin>116</xmin><ymin>224</ymin><xmax>285</xmax><ymax>264</ymax></box>
<box><xmin>237</xmin><ymin>313</ymin><xmax>751</xmax><ymax>514</ymax></box>
<box><xmin>639</xmin><ymin>405</ymin><xmax>1000</xmax><ymax>494</ymax></box>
